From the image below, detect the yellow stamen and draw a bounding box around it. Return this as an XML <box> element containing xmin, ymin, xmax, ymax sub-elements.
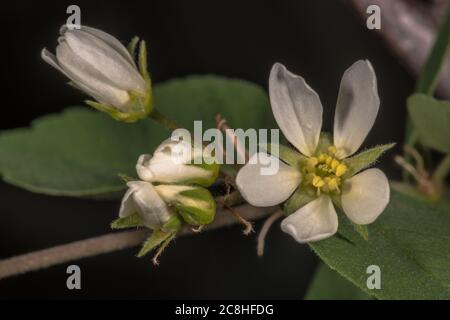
<box><xmin>331</xmin><ymin>159</ymin><xmax>339</xmax><ymax>170</ymax></box>
<box><xmin>335</xmin><ymin>164</ymin><xmax>347</xmax><ymax>177</ymax></box>
<box><xmin>312</xmin><ymin>176</ymin><xmax>325</xmax><ymax>188</ymax></box>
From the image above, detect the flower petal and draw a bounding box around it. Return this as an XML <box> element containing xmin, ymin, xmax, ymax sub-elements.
<box><xmin>269</xmin><ymin>63</ymin><xmax>323</xmax><ymax>157</ymax></box>
<box><xmin>236</xmin><ymin>153</ymin><xmax>301</xmax><ymax>207</ymax></box>
<box><xmin>56</xmin><ymin>42</ymin><xmax>132</xmax><ymax>108</ymax></box>
<box><xmin>76</xmin><ymin>25</ymin><xmax>137</xmax><ymax>67</ymax></box>
<box><xmin>333</xmin><ymin>60</ymin><xmax>380</xmax><ymax>158</ymax></box>
<box><xmin>281</xmin><ymin>195</ymin><xmax>338</xmax><ymax>243</ymax></box>
<box><xmin>118</xmin><ymin>185</ymin><xmax>137</xmax><ymax>218</ymax></box>
<box><xmin>341</xmin><ymin>168</ymin><xmax>389</xmax><ymax>225</ymax></box>
<box><xmin>62</xmin><ymin>29</ymin><xmax>146</xmax><ymax>93</ymax></box>
<box><xmin>136</xmin><ymin>139</ymin><xmax>212</xmax><ymax>184</ymax></box>
<box><xmin>123</xmin><ymin>181</ymin><xmax>171</xmax><ymax>227</ymax></box>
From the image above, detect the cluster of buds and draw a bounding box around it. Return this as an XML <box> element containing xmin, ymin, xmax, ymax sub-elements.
<box><xmin>112</xmin><ymin>138</ymin><xmax>220</xmax><ymax>260</ymax></box>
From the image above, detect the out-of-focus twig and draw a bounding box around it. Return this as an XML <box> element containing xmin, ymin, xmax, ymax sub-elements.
<box><xmin>0</xmin><ymin>202</ymin><xmax>278</xmax><ymax>280</ymax></box>
<box><xmin>349</xmin><ymin>0</ymin><xmax>450</xmax><ymax>99</ymax></box>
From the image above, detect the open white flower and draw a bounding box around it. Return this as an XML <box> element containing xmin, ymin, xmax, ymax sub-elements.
<box><xmin>236</xmin><ymin>60</ymin><xmax>390</xmax><ymax>243</ymax></box>
<box><xmin>42</xmin><ymin>25</ymin><xmax>152</xmax><ymax>122</ymax></box>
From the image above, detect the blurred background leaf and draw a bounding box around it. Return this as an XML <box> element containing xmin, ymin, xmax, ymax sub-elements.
<box><xmin>0</xmin><ymin>76</ymin><xmax>272</xmax><ymax>197</ymax></box>
<box><xmin>408</xmin><ymin>94</ymin><xmax>450</xmax><ymax>154</ymax></box>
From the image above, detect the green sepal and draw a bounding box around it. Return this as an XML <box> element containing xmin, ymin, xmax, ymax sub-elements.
<box><xmin>137</xmin><ymin>229</ymin><xmax>175</xmax><ymax>258</ymax></box>
<box><xmin>128</xmin><ymin>36</ymin><xmax>140</xmax><ymax>57</ymax></box>
<box><xmin>161</xmin><ymin>213</ymin><xmax>183</xmax><ymax>232</ymax></box>
<box><xmin>118</xmin><ymin>173</ymin><xmax>136</xmax><ymax>183</ymax></box>
<box><xmin>85</xmin><ymin>88</ymin><xmax>153</xmax><ymax>123</ymax></box>
<box><xmin>343</xmin><ymin>143</ymin><xmax>395</xmax><ymax>178</ymax></box>
<box><xmin>111</xmin><ymin>212</ymin><xmax>144</xmax><ymax>229</ymax></box>
<box><xmin>185</xmin><ymin>160</ymin><xmax>221</xmax><ymax>187</ymax></box>
<box><xmin>138</xmin><ymin>40</ymin><xmax>151</xmax><ymax>84</ymax></box>
<box><xmin>284</xmin><ymin>187</ymin><xmax>316</xmax><ymax>215</ymax></box>
<box><xmin>352</xmin><ymin>223</ymin><xmax>369</xmax><ymax>241</ymax></box>
<box><xmin>265</xmin><ymin>143</ymin><xmax>305</xmax><ymax>168</ymax></box>
<box><xmin>175</xmin><ymin>188</ymin><xmax>216</xmax><ymax>226</ymax></box>
<box><xmin>176</xmin><ymin>188</ymin><xmax>216</xmax><ymax>226</ymax></box>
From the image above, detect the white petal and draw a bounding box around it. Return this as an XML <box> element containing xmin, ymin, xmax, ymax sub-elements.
<box><xmin>119</xmin><ymin>186</ymin><xmax>136</xmax><ymax>218</ymax></box>
<box><xmin>63</xmin><ymin>29</ymin><xmax>146</xmax><ymax>93</ymax></box>
<box><xmin>236</xmin><ymin>153</ymin><xmax>301</xmax><ymax>207</ymax></box>
<box><xmin>77</xmin><ymin>25</ymin><xmax>137</xmax><ymax>67</ymax></box>
<box><xmin>341</xmin><ymin>168</ymin><xmax>389</xmax><ymax>225</ymax></box>
<box><xmin>281</xmin><ymin>195</ymin><xmax>338</xmax><ymax>243</ymax></box>
<box><xmin>333</xmin><ymin>60</ymin><xmax>380</xmax><ymax>158</ymax></box>
<box><xmin>124</xmin><ymin>181</ymin><xmax>171</xmax><ymax>227</ymax></box>
<box><xmin>269</xmin><ymin>63</ymin><xmax>323</xmax><ymax>157</ymax></box>
<box><xmin>136</xmin><ymin>139</ymin><xmax>210</xmax><ymax>183</ymax></box>
<box><xmin>56</xmin><ymin>42</ymin><xmax>130</xmax><ymax>108</ymax></box>
<box><xmin>136</xmin><ymin>154</ymin><xmax>154</xmax><ymax>181</ymax></box>
<box><xmin>43</xmin><ymin>46</ymin><xmax>113</xmax><ymax>104</ymax></box>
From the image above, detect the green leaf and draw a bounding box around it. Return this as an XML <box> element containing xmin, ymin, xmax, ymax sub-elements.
<box><xmin>111</xmin><ymin>213</ymin><xmax>144</xmax><ymax>229</ymax></box>
<box><xmin>408</xmin><ymin>94</ymin><xmax>450</xmax><ymax>153</ymax></box>
<box><xmin>0</xmin><ymin>76</ymin><xmax>272</xmax><ymax>197</ymax></box>
<box><xmin>310</xmin><ymin>190</ymin><xmax>450</xmax><ymax>299</ymax></box>
<box><xmin>305</xmin><ymin>263</ymin><xmax>371</xmax><ymax>300</ymax></box>
<box><xmin>343</xmin><ymin>143</ymin><xmax>395</xmax><ymax>178</ymax></box>
<box><xmin>0</xmin><ymin>108</ymin><xmax>167</xmax><ymax>197</ymax></box>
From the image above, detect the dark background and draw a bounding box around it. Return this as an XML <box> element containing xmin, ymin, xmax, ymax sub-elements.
<box><xmin>0</xmin><ymin>0</ymin><xmax>413</xmax><ymax>299</ymax></box>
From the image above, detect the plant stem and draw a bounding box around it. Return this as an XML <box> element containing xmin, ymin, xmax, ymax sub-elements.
<box><xmin>0</xmin><ymin>203</ymin><xmax>278</xmax><ymax>280</ymax></box>
<box><xmin>433</xmin><ymin>154</ymin><xmax>450</xmax><ymax>184</ymax></box>
<box><xmin>150</xmin><ymin>109</ymin><xmax>181</xmax><ymax>131</ymax></box>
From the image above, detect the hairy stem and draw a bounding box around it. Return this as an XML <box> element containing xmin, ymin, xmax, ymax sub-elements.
<box><xmin>150</xmin><ymin>109</ymin><xmax>181</xmax><ymax>131</ymax></box>
<box><xmin>0</xmin><ymin>204</ymin><xmax>277</xmax><ymax>280</ymax></box>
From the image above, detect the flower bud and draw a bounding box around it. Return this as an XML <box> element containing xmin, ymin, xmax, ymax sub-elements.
<box><xmin>136</xmin><ymin>138</ymin><xmax>220</xmax><ymax>187</ymax></box>
<box><xmin>154</xmin><ymin>185</ymin><xmax>216</xmax><ymax>226</ymax></box>
<box><xmin>42</xmin><ymin>25</ymin><xmax>152</xmax><ymax>122</ymax></box>
<box><xmin>119</xmin><ymin>181</ymin><xmax>173</xmax><ymax>229</ymax></box>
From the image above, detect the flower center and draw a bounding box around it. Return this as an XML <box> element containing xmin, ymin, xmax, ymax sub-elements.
<box><xmin>301</xmin><ymin>146</ymin><xmax>347</xmax><ymax>195</ymax></box>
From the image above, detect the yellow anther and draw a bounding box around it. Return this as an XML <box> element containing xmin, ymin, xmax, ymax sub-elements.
<box><xmin>335</xmin><ymin>164</ymin><xmax>347</xmax><ymax>177</ymax></box>
<box><xmin>328</xmin><ymin>146</ymin><xmax>337</xmax><ymax>154</ymax></box>
<box><xmin>312</xmin><ymin>176</ymin><xmax>325</xmax><ymax>188</ymax></box>
<box><xmin>325</xmin><ymin>156</ymin><xmax>333</xmax><ymax>166</ymax></box>
<box><xmin>307</xmin><ymin>157</ymin><xmax>319</xmax><ymax>168</ymax></box>
<box><xmin>331</xmin><ymin>159</ymin><xmax>340</xmax><ymax>170</ymax></box>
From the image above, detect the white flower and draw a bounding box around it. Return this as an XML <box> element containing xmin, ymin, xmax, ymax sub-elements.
<box><xmin>42</xmin><ymin>25</ymin><xmax>152</xmax><ymax>122</ymax></box>
<box><xmin>236</xmin><ymin>60</ymin><xmax>390</xmax><ymax>243</ymax></box>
